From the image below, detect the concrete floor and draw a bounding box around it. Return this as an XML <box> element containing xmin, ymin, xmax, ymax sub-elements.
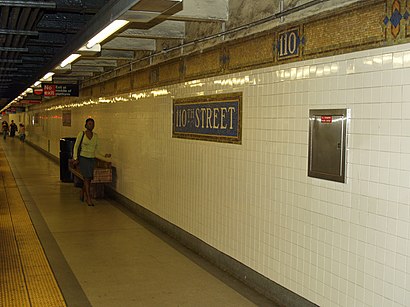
<box><xmin>1</xmin><ymin>137</ymin><xmax>276</xmax><ymax>307</ymax></box>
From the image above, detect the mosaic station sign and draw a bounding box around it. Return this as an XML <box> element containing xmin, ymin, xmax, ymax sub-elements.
<box><xmin>173</xmin><ymin>93</ymin><xmax>242</xmax><ymax>144</ymax></box>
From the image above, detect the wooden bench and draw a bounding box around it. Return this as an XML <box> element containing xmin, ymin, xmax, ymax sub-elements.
<box><xmin>68</xmin><ymin>158</ymin><xmax>112</xmax><ymax>198</ymax></box>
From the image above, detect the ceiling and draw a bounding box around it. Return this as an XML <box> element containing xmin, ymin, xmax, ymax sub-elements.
<box><xmin>0</xmin><ymin>0</ymin><xmax>228</xmax><ymax>109</ymax></box>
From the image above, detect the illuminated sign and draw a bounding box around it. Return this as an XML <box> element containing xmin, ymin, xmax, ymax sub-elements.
<box><xmin>43</xmin><ymin>84</ymin><xmax>79</xmax><ymax>97</ymax></box>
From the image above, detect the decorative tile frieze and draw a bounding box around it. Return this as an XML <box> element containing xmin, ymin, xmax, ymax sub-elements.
<box><xmin>304</xmin><ymin>2</ymin><xmax>385</xmax><ymax>56</ymax></box>
<box><xmin>383</xmin><ymin>0</ymin><xmax>410</xmax><ymax>40</ymax></box>
<box><xmin>407</xmin><ymin>0</ymin><xmax>410</xmax><ymax>37</ymax></box>
<box><xmin>81</xmin><ymin>0</ymin><xmax>408</xmax><ymax>96</ymax></box>
<box><xmin>185</xmin><ymin>49</ymin><xmax>222</xmax><ymax>78</ymax></box>
<box><xmin>134</xmin><ymin>69</ymin><xmax>150</xmax><ymax>89</ymax></box>
<box><xmin>116</xmin><ymin>75</ymin><xmax>132</xmax><ymax>93</ymax></box>
<box><xmin>91</xmin><ymin>85</ymin><xmax>101</xmax><ymax>97</ymax></box>
<box><xmin>101</xmin><ymin>81</ymin><xmax>115</xmax><ymax>95</ymax></box>
<box><xmin>159</xmin><ymin>60</ymin><xmax>181</xmax><ymax>83</ymax></box>
<box><xmin>227</xmin><ymin>34</ymin><xmax>274</xmax><ymax>70</ymax></box>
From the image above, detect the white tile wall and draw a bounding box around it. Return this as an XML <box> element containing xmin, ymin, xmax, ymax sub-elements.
<box><xmin>27</xmin><ymin>42</ymin><xmax>410</xmax><ymax>306</ymax></box>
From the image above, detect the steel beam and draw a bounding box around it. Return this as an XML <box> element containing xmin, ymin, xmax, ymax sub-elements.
<box><xmin>121</xmin><ymin>10</ymin><xmax>160</xmax><ymax>23</ymax></box>
<box><xmin>0</xmin><ymin>47</ymin><xmax>28</xmax><ymax>52</ymax></box>
<box><xmin>36</xmin><ymin>13</ymin><xmax>90</xmax><ymax>33</ymax></box>
<box><xmin>103</xmin><ymin>37</ymin><xmax>155</xmax><ymax>51</ymax></box>
<box><xmin>1</xmin><ymin>74</ymin><xmax>33</xmax><ymax>77</ymax></box>
<box><xmin>63</xmin><ymin>71</ymin><xmax>94</xmax><ymax>77</ymax></box>
<box><xmin>120</xmin><ymin>21</ymin><xmax>184</xmax><ymax>39</ymax></box>
<box><xmin>27</xmin><ymin>32</ymin><xmax>68</xmax><ymax>46</ymax></box>
<box><xmin>71</xmin><ymin>65</ymin><xmax>105</xmax><ymax>73</ymax></box>
<box><xmin>21</xmin><ymin>56</ymin><xmax>52</xmax><ymax>63</ymax></box>
<box><xmin>53</xmin><ymin>77</ymin><xmax>85</xmax><ymax>82</ymax></box>
<box><xmin>27</xmin><ymin>46</ymin><xmax>57</xmax><ymax>55</ymax></box>
<box><xmin>55</xmin><ymin>0</ymin><xmax>107</xmax><ymax>14</ymax></box>
<box><xmin>0</xmin><ymin>29</ymin><xmax>38</xmax><ymax>36</ymax></box>
<box><xmin>0</xmin><ymin>59</ymin><xmax>22</xmax><ymax>63</ymax></box>
<box><xmin>74</xmin><ymin>59</ymin><xmax>117</xmax><ymax>67</ymax></box>
<box><xmin>0</xmin><ymin>1</ymin><xmax>56</xmax><ymax>8</ymax></box>
<box><xmin>97</xmin><ymin>50</ymin><xmax>135</xmax><ymax>60</ymax></box>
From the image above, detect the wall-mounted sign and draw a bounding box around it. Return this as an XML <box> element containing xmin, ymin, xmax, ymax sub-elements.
<box><xmin>277</xmin><ymin>27</ymin><xmax>301</xmax><ymax>60</ymax></box>
<box><xmin>321</xmin><ymin>116</ymin><xmax>333</xmax><ymax>123</ymax></box>
<box><xmin>43</xmin><ymin>84</ymin><xmax>79</xmax><ymax>97</ymax></box>
<box><xmin>33</xmin><ymin>113</ymin><xmax>39</xmax><ymax>124</ymax></box>
<box><xmin>62</xmin><ymin>110</ymin><xmax>71</xmax><ymax>127</ymax></box>
<box><xmin>33</xmin><ymin>88</ymin><xmax>43</xmax><ymax>95</ymax></box>
<box><xmin>173</xmin><ymin>93</ymin><xmax>242</xmax><ymax>144</ymax></box>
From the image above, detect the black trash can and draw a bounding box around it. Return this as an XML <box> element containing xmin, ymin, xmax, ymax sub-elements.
<box><xmin>59</xmin><ymin>137</ymin><xmax>77</xmax><ymax>182</ymax></box>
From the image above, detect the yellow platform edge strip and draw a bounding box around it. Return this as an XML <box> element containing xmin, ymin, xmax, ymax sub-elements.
<box><xmin>0</xmin><ymin>149</ymin><xmax>66</xmax><ymax>307</ymax></box>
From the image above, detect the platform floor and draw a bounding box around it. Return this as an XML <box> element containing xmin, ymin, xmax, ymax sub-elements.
<box><xmin>0</xmin><ymin>138</ymin><xmax>276</xmax><ymax>307</ymax></box>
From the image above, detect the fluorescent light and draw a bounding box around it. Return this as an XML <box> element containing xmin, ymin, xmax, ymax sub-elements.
<box><xmin>33</xmin><ymin>81</ymin><xmax>41</xmax><ymax>87</ymax></box>
<box><xmin>79</xmin><ymin>43</ymin><xmax>101</xmax><ymax>54</ymax></box>
<box><xmin>86</xmin><ymin>20</ymin><xmax>129</xmax><ymax>49</ymax></box>
<box><xmin>41</xmin><ymin>72</ymin><xmax>54</xmax><ymax>81</ymax></box>
<box><xmin>60</xmin><ymin>54</ymin><xmax>81</xmax><ymax>68</ymax></box>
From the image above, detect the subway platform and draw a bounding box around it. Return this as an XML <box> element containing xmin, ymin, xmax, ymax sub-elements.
<box><xmin>0</xmin><ymin>138</ymin><xmax>276</xmax><ymax>307</ymax></box>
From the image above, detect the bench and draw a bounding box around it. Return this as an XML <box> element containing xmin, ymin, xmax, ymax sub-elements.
<box><xmin>68</xmin><ymin>158</ymin><xmax>112</xmax><ymax>198</ymax></box>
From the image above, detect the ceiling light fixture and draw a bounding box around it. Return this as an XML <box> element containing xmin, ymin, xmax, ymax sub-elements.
<box><xmin>86</xmin><ymin>20</ymin><xmax>129</xmax><ymax>49</ymax></box>
<box><xmin>60</xmin><ymin>54</ymin><xmax>81</xmax><ymax>68</ymax></box>
<box><xmin>41</xmin><ymin>72</ymin><xmax>55</xmax><ymax>81</ymax></box>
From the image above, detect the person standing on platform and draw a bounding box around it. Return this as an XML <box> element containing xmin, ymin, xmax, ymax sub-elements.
<box><xmin>73</xmin><ymin>118</ymin><xmax>111</xmax><ymax>206</ymax></box>
<box><xmin>9</xmin><ymin>120</ymin><xmax>17</xmax><ymax>137</ymax></box>
<box><xmin>2</xmin><ymin>121</ymin><xmax>8</xmax><ymax>140</ymax></box>
<box><xmin>18</xmin><ymin>123</ymin><xmax>25</xmax><ymax>142</ymax></box>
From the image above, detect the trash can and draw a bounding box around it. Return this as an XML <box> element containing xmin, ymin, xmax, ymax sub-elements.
<box><xmin>59</xmin><ymin>137</ymin><xmax>77</xmax><ymax>182</ymax></box>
